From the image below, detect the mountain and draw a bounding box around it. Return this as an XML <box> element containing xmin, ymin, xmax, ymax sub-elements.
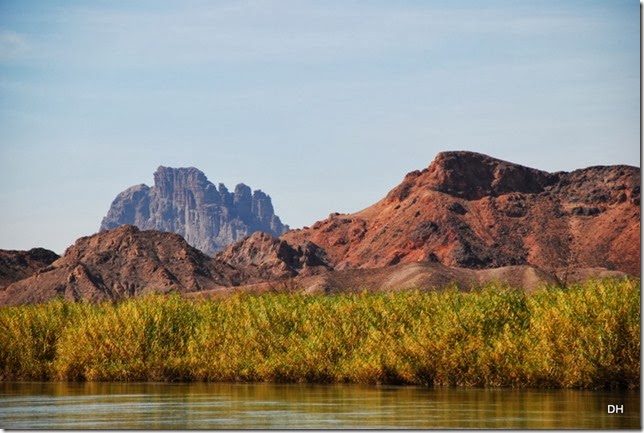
<box><xmin>0</xmin><ymin>225</ymin><xmax>629</xmax><ymax>305</ymax></box>
<box><xmin>100</xmin><ymin>166</ymin><xmax>289</xmax><ymax>254</ymax></box>
<box><xmin>0</xmin><ymin>248</ymin><xmax>60</xmax><ymax>290</ymax></box>
<box><xmin>0</xmin><ymin>225</ymin><xmax>240</xmax><ymax>305</ymax></box>
<box><xmin>235</xmin><ymin>151</ymin><xmax>640</xmax><ymax>279</ymax></box>
<box><xmin>2</xmin><ymin>151</ymin><xmax>638</xmax><ymax>305</ymax></box>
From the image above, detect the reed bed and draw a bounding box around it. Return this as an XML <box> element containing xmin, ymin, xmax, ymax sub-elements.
<box><xmin>0</xmin><ymin>278</ymin><xmax>639</xmax><ymax>389</ymax></box>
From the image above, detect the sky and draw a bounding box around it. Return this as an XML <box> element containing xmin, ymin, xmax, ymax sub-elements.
<box><xmin>0</xmin><ymin>0</ymin><xmax>640</xmax><ymax>254</ymax></box>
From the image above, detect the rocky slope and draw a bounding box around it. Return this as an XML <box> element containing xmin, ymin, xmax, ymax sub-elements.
<box><xmin>215</xmin><ymin>232</ymin><xmax>332</xmax><ymax>283</ymax></box>
<box><xmin>233</xmin><ymin>151</ymin><xmax>640</xmax><ymax>279</ymax></box>
<box><xmin>0</xmin><ymin>248</ymin><xmax>60</xmax><ymax>289</ymax></box>
<box><xmin>0</xmin><ymin>226</ymin><xmax>240</xmax><ymax>305</ymax></box>
<box><xmin>100</xmin><ymin>166</ymin><xmax>289</xmax><ymax>254</ymax></box>
<box><xmin>188</xmin><ymin>262</ymin><xmax>630</xmax><ymax>298</ymax></box>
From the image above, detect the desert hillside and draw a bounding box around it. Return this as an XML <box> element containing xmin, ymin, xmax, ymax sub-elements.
<box><xmin>279</xmin><ymin>151</ymin><xmax>640</xmax><ymax>277</ymax></box>
<box><xmin>0</xmin><ymin>226</ymin><xmax>240</xmax><ymax>305</ymax></box>
<box><xmin>1</xmin><ymin>151</ymin><xmax>639</xmax><ymax>305</ymax></box>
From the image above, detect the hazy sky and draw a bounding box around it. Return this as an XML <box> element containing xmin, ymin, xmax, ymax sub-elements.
<box><xmin>0</xmin><ymin>0</ymin><xmax>640</xmax><ymax>254</ymax></box>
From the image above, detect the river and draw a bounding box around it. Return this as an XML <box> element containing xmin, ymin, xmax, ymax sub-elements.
<box><xmin>0</xmin><ymin>382</ymin><xmax>639</xmax><ymax>429</ymax></box>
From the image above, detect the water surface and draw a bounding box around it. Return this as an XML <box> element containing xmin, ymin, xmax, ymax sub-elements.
<box><xmin>0</xmin><ymin>382</ymin><xmax>639</xmax><ymax>429</ymax></box>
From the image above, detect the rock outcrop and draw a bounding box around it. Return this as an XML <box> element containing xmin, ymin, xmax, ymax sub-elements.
<box><xmin>0</xmin><ymin>248</ymin><xmax>60</xmax><ymax>290</ymax></box>
<box><xmin>0</xmin><ymin>226</ymin><xmax>241</xmax><ymax>305</ymax></box>
<box><xmin>279</xmin><ymin>151</ymin><xmax>640</xmax><ymax>277</ymax></box>
<box><xmin>216</xmin><ymin>231</ymin><xmax>332</xmax><ymax>283</ymax></box>
<box><xmin>100</xmin><ymin>166</ymin><xmax>289</xmax><ymax>254</ymax></box>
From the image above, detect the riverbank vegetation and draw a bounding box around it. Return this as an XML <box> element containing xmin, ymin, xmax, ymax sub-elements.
<box><xmin>0</xmin><ymin>278</ymin><xmax>639</xmax><ymax>389</ymax></box>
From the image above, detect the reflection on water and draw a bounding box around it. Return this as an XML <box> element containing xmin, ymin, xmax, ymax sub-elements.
<box><xmin>0</xmin><ymin>381</ymin><xmax>640</xmax><ymax>429</ymax></box>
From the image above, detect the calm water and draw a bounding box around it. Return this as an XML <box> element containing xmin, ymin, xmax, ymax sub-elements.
<box><xmin>0</xmin><ymin>381</ymin><xmax>640</xmax><ymax>429</ymax></box>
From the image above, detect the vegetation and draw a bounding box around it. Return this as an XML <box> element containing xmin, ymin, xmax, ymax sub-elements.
<box><xmin>0</xmin><ymin>278</ymin><xmax>639</xmax><ymax>389</ymax></box>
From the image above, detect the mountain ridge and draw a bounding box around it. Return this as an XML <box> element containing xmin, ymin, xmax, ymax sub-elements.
<box><xmin>274</xmin><ymin>151</ymin><xmax>640</xmax><ymax>276</ymax></box>
<box><xmin>1</xmin><ymin>151</ymin><xmax>639</xmax><ymax>305</ymax></box>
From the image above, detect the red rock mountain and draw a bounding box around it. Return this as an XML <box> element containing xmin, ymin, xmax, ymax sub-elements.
<box><xmin>236</xmin><ymin>151</ymin><xmax>640</xmax><ymax>278</ymax></box>
<box><xmin>0</xmin><ymin>226</ymin><xmax>240</xmax><ymax>305</ymax></box>
<box><xmin>0</xmin><ymin>248</ymin><xmax>60</xmax><ymax>290</ymax></box>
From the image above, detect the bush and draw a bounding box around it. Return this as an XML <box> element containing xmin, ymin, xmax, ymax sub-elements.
<box><xmin>0</xmin><ymin>279</ymin><xmax>639</xmax><ymax>388</ymax></box>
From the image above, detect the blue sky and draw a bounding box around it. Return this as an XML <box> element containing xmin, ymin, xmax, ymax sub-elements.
<box><xmin>0</xmin><ymin>0</ymin><xmax>640</xmax><ymax>254</ymax></box>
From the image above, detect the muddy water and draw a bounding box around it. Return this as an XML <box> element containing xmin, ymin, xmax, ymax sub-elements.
<box><xmin>0</xmin><ymin>382</ymin><xmax>639</xmax><ymax>429</ymax></box>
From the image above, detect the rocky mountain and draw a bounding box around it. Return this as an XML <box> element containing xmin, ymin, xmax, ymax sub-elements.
<box><xmin>0</xmin><ymin>225</ymin><xmax>241</xmax><ymax>306</ymax></box>
<box><xmin>100</xmin><ymin>166</ymin><xmax>289</xmax><ymax>254</ymax></box>
<box><xmin>2</xmin><ymin>151</ymin><xmax>638</xmax><ymax>305</ymax></box>
<box><xmin>232</xmin><ymin>151</ymin><xmax>640</xmax><ymax>279</ymax></box>
<box><xmin>0</xmin><ymin>248</ymin><xmax>60</xmax><ymax>290</ymax></box>
<box><xmin>0</xmin><ymin>224</ymin><xmax>629</xmax><ymax>305</ymax></box>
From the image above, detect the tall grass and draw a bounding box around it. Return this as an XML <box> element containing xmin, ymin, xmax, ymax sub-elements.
<box><xmin>0</xmin><ymin>278</ymin><xmax>639</xmax><ymax>389</ymax></box>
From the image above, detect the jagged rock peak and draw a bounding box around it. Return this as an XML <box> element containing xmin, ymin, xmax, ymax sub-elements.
<box><xmin>100</xmin><ymin>166</ymin><xmax>289</xmax><ymax>254</ymax></box>
<box><xmin>154</xmin><ymin>165</ymin><xmax>208</xmax><ymax>184</ymax></box>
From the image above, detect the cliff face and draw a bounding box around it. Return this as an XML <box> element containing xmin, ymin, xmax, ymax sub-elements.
<box><xmin>280</xmin><ymin>151</ymin><xmax>640</xmax><ymax>277</ymax></box>
<box><xmin>100</xmin><ymin>166</ymin><xmax>289</xmax><ymax>254</ymax></box>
